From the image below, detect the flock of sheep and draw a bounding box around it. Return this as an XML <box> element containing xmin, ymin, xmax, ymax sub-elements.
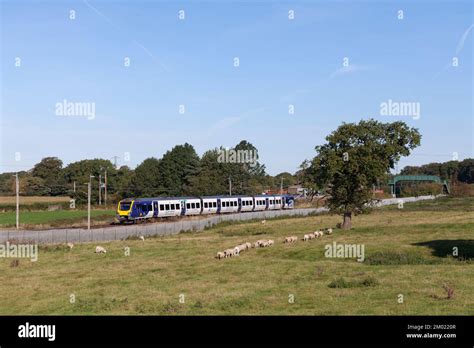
<box><xmin>215</xmin><ymin>224</ymin><xmax>334</xmax><ymax>260</ymax></box>
<box><xmin>68</xmin><ymin>221</ymin><xmax>334</xmax><ymax>257</ymax></box>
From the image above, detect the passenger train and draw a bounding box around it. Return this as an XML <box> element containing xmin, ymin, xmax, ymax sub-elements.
<box><xmin>116</xmin><ymin>195</ymin><xmax>295</xmax><ymax>223</ymax></box>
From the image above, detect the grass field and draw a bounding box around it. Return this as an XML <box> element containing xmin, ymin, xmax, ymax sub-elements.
<box><xmin>0</xmin><ymin>197</ymin><xmax>472</xmax><ymax>315</ymax></box>
<box><xmin>0</xmin><ymin>196</ymin><xmax>71</xmax><ymax>204</ymax></box>
<box><xmin>0</xmin><ymin>210</ymin><xmax>116</xmax><ymax>228</ymax></box>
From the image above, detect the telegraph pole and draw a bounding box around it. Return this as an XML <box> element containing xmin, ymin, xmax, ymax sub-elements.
<box><xmin>88</xmin><ymin>175</ymin><xmax>94</xmax><ymax>230</ymax></box>
<box><xmin>104</xmin><ymin>169</ymin><xmax>107</xmax><ymax>206</ymax></box>
<box><xmin>73</xmin><ymin>181</ymin><xmax>76</xmax><ymax>193</ymax></box>
<box><xmin>280</xmin><ymin>177</ymin><xmax>283</xmax><ymax>195</ymax></box>
<box><xmin>14</xmin><ymin>173</ymin><xmax>19</xmax><ymax>230</ymax></box>
<box><xmin>229</xmin><ymin>176</ymin><xmax>232</xmax><ymax>196</ymax></box>
<box><xmin>98</xmin><ymin>173</ymin><xmax>102</xmax><ymax>205</ymax></box>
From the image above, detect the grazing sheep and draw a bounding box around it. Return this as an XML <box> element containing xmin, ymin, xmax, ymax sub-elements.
<box><xmin>268</xmin><ymin>240</ymin><xmax>274</xmax><ymax>246</ymax></box>
<box><xmin>224</xmin><ymin>249</ymin><xmax>235</xmax><ymax>258</ymax></box>
<box><xmin>260</xmin><ymin>241</ymin><xmax>269</xmax><ymax>247</ymax></box>
<box><xmin>309</xmin><ymin>233</ymin><xmax>316</xmax><ymax>240</ymax></box>
<box><xmin>245</xmin><ymin>242</ymin><xmax>252</xmax><ymax>250</ymax></box>
<box><xmin>284</xmin><ymin>237</ymin><xmax>292</xmax><ymax>243</ymax></box>
<box><xmin>66</xmin><ymin>242</ymin><xmax>74</xmax><ymax>250</ymax></box>
<box><xmin>303</xmin><ymin>234</ymin><xmax>311</xmax><ymax>241</ymax></box>
<box><xmin>233</xmin><ymin>247</ymin><xmax>240</xmax><ymax>256</ymax></box>
<box><xmin>139</xmin><ymin>236</ymin><xmax>145</xmax><ymax>241</ymax></box>
<box><xmin>291</xmin><ymin>236</ymin><xmax>298</xmax><ymax>242</ymax></box>
<box><xmin>95</xmin><ymin>246</ymin><xmax>106</xmax><ymax>254</ymax></box>
<box><xmin>216</xmin><ymin>251</ymin><xmax>225</xmax><ymax>260</ymax></box>
<box><xmin>261</xmin><ymin>220</ymin><xmax>267</xmax><ymax>225</ymax></box>
<box><xmin>326</xmin><ymin>228</ymin><xmax>333</xmax><ymax>235</ymax></box>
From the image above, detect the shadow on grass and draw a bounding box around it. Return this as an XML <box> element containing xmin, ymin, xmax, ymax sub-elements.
<box><xmin>413</xmin><ymin>240</ymin><xmax>474</xmax><ymax>259</ymax></box>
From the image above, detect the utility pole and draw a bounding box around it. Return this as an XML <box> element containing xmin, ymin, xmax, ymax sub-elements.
<box><xmin>280</xmin><ymin>177</ymin><xmax>283</xmax><ymax>195</ymax></box>
<box><xmin>229</xmin><ymin>176</ymin><xmax>232</xmax><ymax>196</ymax></box>
<box><xmin>14</xmin><ymin>173</ymin><xmax>19</xmax><ymax>230</ymax></box>
<box><xmin>98</xmin><ymin>173</ymin><xmax>102</xmax><ymax>205</ymax></box>
<box><xmin>104</xmin><ymin>169</ymin><xmax>107</xmax><ymax>206</ymax></box>
<box><xmin>88</xmin><ymin>175</ymin><xmax>94</xmax><ymax>230</ymax></box>
<box><xmin>111</xmin><ymin>156</ymin><xmax>119</xmax><ymax>169</ymax></box>
<box><xmin>73</xmin><ymin>181</ymin><xmax>76</xmax><ymax>193</ymax></box>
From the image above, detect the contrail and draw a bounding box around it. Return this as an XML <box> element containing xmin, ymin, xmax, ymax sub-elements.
<box><xmin>83</xmin><ymin>0</ymin><xmax>169</xmax><ymax>72</ymax></box>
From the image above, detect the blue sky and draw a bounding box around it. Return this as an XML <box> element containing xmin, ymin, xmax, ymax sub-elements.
<box><xmin>1</xmin><ymin>0</ymin><xmax>472</xmax><ymax>175</ymax></box>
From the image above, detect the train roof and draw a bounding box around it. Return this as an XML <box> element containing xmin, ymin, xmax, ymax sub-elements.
<box><xmin>124</xmin><ymin>194</ymin><xmax>291</xmax><ymax>203</ymax></box>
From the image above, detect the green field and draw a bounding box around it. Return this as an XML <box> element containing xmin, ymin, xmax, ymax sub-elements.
<box><xmin>0</xmin><ymin>210</ymin><xmax>116</xmax><ymax>228</ymax></box>
<box><xmin>0</xmin><ymin>197</ymin><xmax>473</xmax><ymax>315</ymax></box>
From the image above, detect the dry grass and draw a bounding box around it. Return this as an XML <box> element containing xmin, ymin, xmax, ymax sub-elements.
<box><xmin>0</xmin><ymin>197</ymin><xmax>473</xmax><ymax>315</ymax></box>
<box><xmin>0</xmin><ymin>196</ymin><xmax>71</xmax><ymax>205</ymax></box>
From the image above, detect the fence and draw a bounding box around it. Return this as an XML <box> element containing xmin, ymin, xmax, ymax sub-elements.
<box><xmin>0</xmin><ymin>208</ymin><xmax>323</xmax><ymax>245</ymax></box>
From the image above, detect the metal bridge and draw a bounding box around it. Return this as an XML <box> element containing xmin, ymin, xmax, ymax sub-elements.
<box><xmin>388</xmin><ymin>175</ymin><xmax>450</xmax><ymax>196</ymax></box>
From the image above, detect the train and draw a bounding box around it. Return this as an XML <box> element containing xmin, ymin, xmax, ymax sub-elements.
<box><xmin>116</xmin><ymin>194</ymin><xmax>295</xmax><ymax>223</ymax></box>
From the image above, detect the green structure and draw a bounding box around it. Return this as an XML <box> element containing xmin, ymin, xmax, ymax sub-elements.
<box><xmin>388</xmin><ymin>175</ymin><xmax>450</xmax><ymax>197</ymax></box>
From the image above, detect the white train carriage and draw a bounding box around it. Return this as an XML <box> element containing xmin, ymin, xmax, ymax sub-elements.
<box><xmin>267</xmin><ymin>195</ymin><xmax>283</xmax><ymax>210</ymax></box>
<box><xmin>254</xmin><ymin>196</ymin><xmax>267</xmax><ymax>211</ymax></box>
<box><xmin>201</xmin><ymin>197</ymin><xmax>218</xmax><ymax>215</ymax></box>
<box><xmin>157</xmin><ymin>199</ymin><xmax>182</xmax><ymax>218</ymax></box>
<box><xmin>183</xmin><ymin>198</ymin><xmax>202</xmax><ymax>216</ymax></box>
<box><xmin>219</xmin><ymin>196</ymin><xmax>239</xmax><ymax>213</ymax></box>
<box><xmin>239</xmin><ymin>196</ymin><xmax>254</xmax><ymax>212</ymax></box>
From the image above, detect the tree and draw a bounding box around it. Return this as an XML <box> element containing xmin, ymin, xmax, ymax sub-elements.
<box><xmin>31</xmin><ymin>157</ymin><xmax>68</xmax><ymax>195</ymax></box>
<box><xmin>130</xmin><ymin>158</ymin><xmax>161</xmax><ymax>197</ymax></box>
<box><xmin>310</xmin><ymin>119</ymin><xmax>421</xmax><ymax>229</ymax></box>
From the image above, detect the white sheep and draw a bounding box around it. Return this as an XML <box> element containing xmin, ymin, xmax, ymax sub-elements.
<box><xmin>216</xmin><ymin>251</ymin><xmax>225</xmax><ymax>259</ymax></box>
<box><xmin>260</xmin><ymin>241</ymin><xmax>269</xmax><ymax>247</ymax></box>
<box><xmin>326</xmin><ymin>228</ymin><xmax>333</xmax><ymax>235</ymax></box>
<box><xmin>224</xmin><ymin>249</ymin><xmax>234</xmax><ymax>258</ymax></box>
<box><xmin>66</xmin><ymin>242</ymin><xmax>74</xmax><ymax>250</ymax></box>
<box><xmin>139</xmin><ymin>235</ymin><xmax>145</xmax><ymax>241</ymax></box>
<box><xmin>261</xmin><ymin>220</ymin><xmax>267</xmax><ymax>225</ymax></box>
<box><xmin>303</xmin><ymin>234</ymin><xmax>310</xmax><ymax>241</ymax></box>
<box><xmin>245</xmin><ymin>242</ymin><xmax>252</xmax><ymax>250</ymax></box>
<box><xmin>309</xmin><ymin>233</ymin><xmax>315</xmax><ymax>240</ymax></box>
<box><xmin>291</xmin><ymin>236</ymin><xmax>298</xmax><ymax>243</ymax></box>
<box><xmin>233</xmin><ymin>247</ymin><xmax>240</xmax><ymax>256</ymax></box>
<box><xmin>284</xmin><ymin>236</ymin><xmax>294</xmax><ymax>243</ymax></box>
<box><xmin>268</xmin><ymin>240</ymin><xmax>274</xmax><ymax>246</ymax></box>
<box><xmin>95</xmin><ymin>246</ymin><xmax>106</xmax><ymax>254</ymax></box>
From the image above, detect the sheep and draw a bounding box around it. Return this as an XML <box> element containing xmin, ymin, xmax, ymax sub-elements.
<box><xmin>284</xmin><ymin>237</ymin><xmax>292</xmax><ymax>243</ymax></box>
<box><xmin>291</xmin><ymin>236</ymin><xmax>298</xmax><ymax>242</ymax></box>
<box><xmin>139</xmin><ymin>235</ymin><xmax>145</xmax><ymax>241</ymax></box>
<box><xmin>261</xmin><ymin>220</ymin><xmax>267</xmax><ymax>225</ymax></box>
<box><xmin>216</xmin><ymin>251</ymin><xmax>225</xmax><ymax>260</ymax></box>
<box><xmin>66</xmin><ymin>242</ymin><xmax>74</xmax><ymax>250</ymax></box>
<box><xmin>233</xmin><ymin>247</ymin><xmax>240</xmax><ymax>256</ymax></box>
<box><xmin>224</xmin><ymin>249</ymin><xmax>235</xmax><ymax>258</ymax></box>
<box><xmin>95</xmin><ymin>246</ymin><xmax>106</xmax><ymax>254</ymax></box>
<box><xmin>260</xmin><ymin>241</ymin><xmax>269</xmax><ymax>247</ymax></box>
<box><xmin>309</xmin><ymin>233</ymin><xmax>316</xmax><ymax>240</ymax></box>
<box><xmin>245</xmin><ymin>242</ymin><xmax>252</xmax><ymax>250</ymax></box>
<box><xmin>268</xmin><ymin>240</ymin><xmax>274</xmax><ymax>246</ymax></box>
<box><xmin>326</xmin><ymin>228</ymin><xmax>333</xmax><ymax>235</ymax></box>
<box><xmin>303</xmin><ymin>234</ymin><xmax>311</xmax><ymax>241</ymax></box>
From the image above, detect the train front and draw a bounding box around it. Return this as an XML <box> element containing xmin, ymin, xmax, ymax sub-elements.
<box><xmin>116</xmin><ymin>199</ymin><xmax>134</xmax><ymax>222</ymax></box>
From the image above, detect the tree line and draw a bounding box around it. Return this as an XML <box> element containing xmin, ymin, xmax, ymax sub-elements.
<box><xmin>0</xmin><ymin>140</ymin><xmax>297</xmax><ymax>204</ymax></box>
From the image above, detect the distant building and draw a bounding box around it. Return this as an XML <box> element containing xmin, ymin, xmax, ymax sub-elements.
<box><xmin>288</xmin><ymin>185</ymin><xmax>307</xmax><ymax>196</ymax></box>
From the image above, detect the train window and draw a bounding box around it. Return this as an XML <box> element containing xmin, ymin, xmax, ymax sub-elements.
<box><xmin>160</xmin><ymin>204</ymin><xmax>164</xmax><ymax>210</ymax></box>
<box><xmin>197</xmin><ymin>203</ymin><xmax>200</xmax><ymax>208</ymax></box>
<box><xmin>186</xmin><ymin>203</ymin><xmax>190</xmax><ymax>209</ymax></box>
<box><xmin>191</xmin><ymin>203</ymin><xmax>195</xmax><ymax>209</ymax></box>
<box><xmin>204</xmin><ymin>202</ymin><xmax>208</xmax><ymax>208</ymax></box>
<box><xmin>148</xmin><ymin>204</ymin><xmax>152</xmax><ymax>211</ymax></box>
<box><xmin>213</xmin><ymin>202</ymin><xmax>217</xmax><ymax>208</ymax></box>
<box><xmin>165</xmin><ymin>204</ymin><xmax>170</xmax><ymax>210</ymax></box>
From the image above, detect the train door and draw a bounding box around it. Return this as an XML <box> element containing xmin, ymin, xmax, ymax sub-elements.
<box><xmin>153</xmin><ymin>201</ymin><xmax>158</xmax><ymax>217</ymax></box>
<box><xmin>181</xmin><ymin>200</ymin><xmax>186</xmax><ymax>216</ymax></box>
<box><xmin>265</xmin><ymin>198</ymin><xmax>269</xmax><ymax>210</ymax></box>
<box><xmin>217</xmin><ymin>198</ymin><xmax>221</xmax><ymax>213</ymax></box>
<box><xmin>238</xmin><ymin>198</ymin><xmax>242</xmax><ymax>213</ymax></box>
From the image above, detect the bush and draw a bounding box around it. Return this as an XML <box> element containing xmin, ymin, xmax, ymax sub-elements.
<box><xmin>399</xmin><ymin>183</ymin><xmax>443</xmax><ymax>197</ymax></box>
<box><xmin>364</xmin><ymin>251</ymin><xmax>430</xmax><ymax>265</ymax></box>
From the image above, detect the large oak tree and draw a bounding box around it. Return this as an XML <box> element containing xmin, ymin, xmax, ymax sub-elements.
<box><xmin>309</xmin><ymin>119</ymin><xmax>421</xmax><ymax>229</ymax></box>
